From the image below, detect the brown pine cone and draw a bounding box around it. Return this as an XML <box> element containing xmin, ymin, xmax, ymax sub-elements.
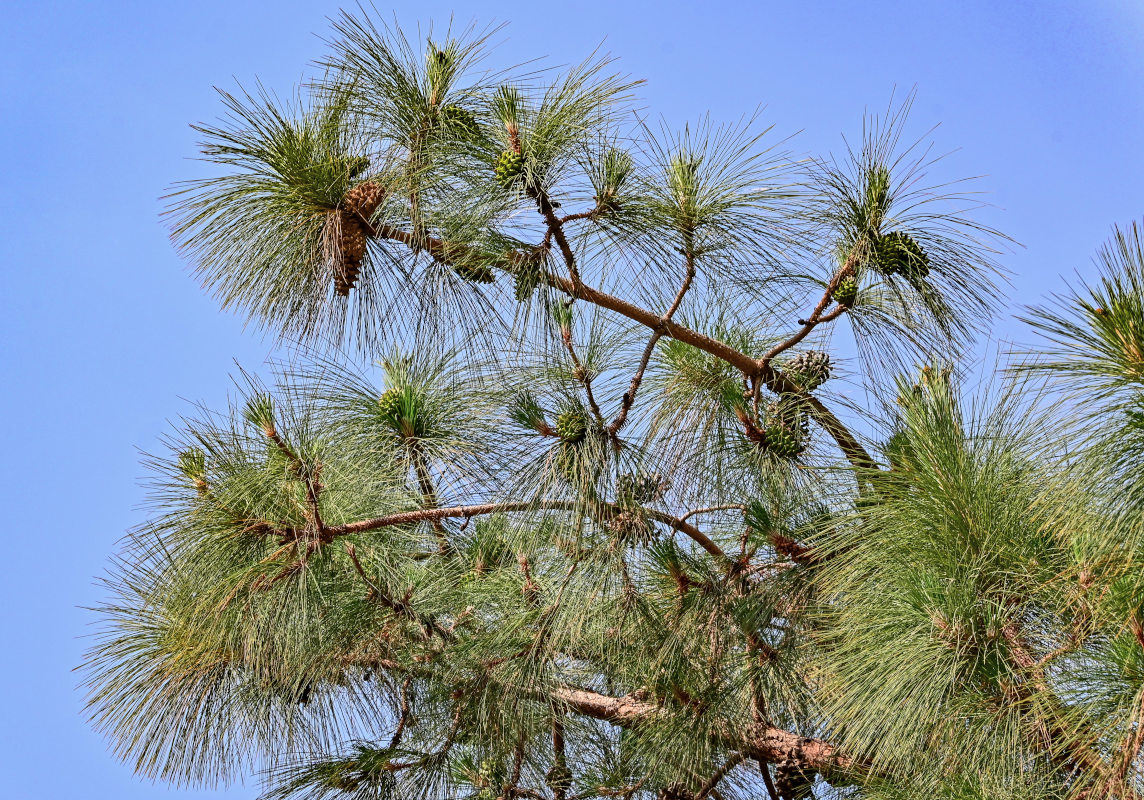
<box><xmin>334</xmin><ymin>212</ymin><xmax>367</xmax><ymax>297</ymax></box>
<box><xmin>344</xmin><ymin>180</ymin><xmax>385</xmax><ymax>220</ymax></box>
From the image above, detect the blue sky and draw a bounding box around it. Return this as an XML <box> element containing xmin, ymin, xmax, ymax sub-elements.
<box><xmin>1</xmin><ymin>1</ymin><xmax>1142</xmax><ymax>797</ymax></box>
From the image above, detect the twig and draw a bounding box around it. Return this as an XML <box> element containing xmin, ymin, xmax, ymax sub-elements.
<box><xmin>761</xmin><ymin>257</ymin><xmax>856</xmax><ymax>366</ymax></box>
<box><xmin>388</xmin><ymin>677</ymin><xmax>413</xmax><ymax>750</ymax></box>
<box><xmin>694</xmin><ymin>752</ymin><xmax>746</xmax><ymax>800</ymax></box>
<box><xmin>344</xmin><ymin>542</ymin><xmax>453</xmax><ymax>642</ymax></box>
<box><xmin>609</xmin><ymin>242</ymin><xmax>697</xmax><ymax>435</ymax></box>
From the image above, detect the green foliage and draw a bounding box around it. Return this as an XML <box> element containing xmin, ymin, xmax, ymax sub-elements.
<box><xmin>84</xmin><ymin>10</ymin><xmax>1144</xmax><ymax>800</ymax></box>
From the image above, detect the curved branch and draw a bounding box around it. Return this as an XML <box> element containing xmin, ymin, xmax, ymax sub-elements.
<box><xmin>365</xmin><ymin>225</ymin><xmax>875</xmax><ymax>471</ymax></box>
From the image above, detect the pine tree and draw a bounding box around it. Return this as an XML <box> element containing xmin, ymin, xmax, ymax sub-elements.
<box><xmin>83</xmin><ymin>11</ymin><xmax>1144</xmax><ymax>800</ymax></box>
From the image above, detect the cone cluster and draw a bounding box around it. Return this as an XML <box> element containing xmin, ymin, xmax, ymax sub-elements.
<box><xmin>763</xmin><ymin>424</ymin><xmax>803</xmax><ymax>459</ymax></box>
<box><xmin>452</xmin><ymin>259</ymin><xmax>496</xmax><ymax>284</ymax></box>
<box><xmin>759</xmin><ymin>397</ymin><xmax>809</xmax><ymax>459</ymax></box>
<box><xmin>618</xmin><ymin>471</ymin><xmax>664</xmax><ymax>504</ymax></box>
<box><xmin>513</xmin><ymin>259</ymin><xmax>541</xmax><ymax>301</ymax></box>
<box><xmin>772</xmin><ymin>757</ymin><xmax>812</xmax><ymax>799</ymax></box>
<box><xmin>333</xmin><ymin>181</ymin><xmax>386</xmax><ymax>296</ymax></box>
<box><xmin>438</xmin><ymin>104</ymin><xmax>479</xmax><ymax>140</ymax></box>
<box><xmin>378</xmin><ymin>387</ymin><xmax>403</xmax><ymax>421</ymax></box>
<box><xmin>494</xmin><ymin>149</ymin><xmax>524</xmax><ymax>189</ymax></box>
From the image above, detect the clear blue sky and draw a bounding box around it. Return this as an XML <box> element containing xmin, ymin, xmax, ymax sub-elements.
<box><xmin>1</xmin><ymin>1</ymin><xmax>1141</xmax><ymax>797</ymax></box>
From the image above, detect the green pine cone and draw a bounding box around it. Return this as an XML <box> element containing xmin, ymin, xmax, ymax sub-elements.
<box><xmin>438</xmin><ymin>104</ymin><xmax>479</xmax><ymax>140</ymax></box>
<box><xmin>763</xmin><ymin>424</ymin><xmax>803</xmax><ymax>459</ymax></box>
<box><xmin>873</xmin><ymin>231</ymin><xmax>930</xmax><ymax>279</ymax></box>
<box><xmin>555</xmin><ymin>410</ymin><xmax>588</xmax><ymax>443</ymax></box>
<box><xmin>494</xmin><ymin>149</ymin><xmax>524</xmax><ymax>189</ymax></box>
<box><xmin>378</xmin><ymin>386</ymin><xmax>426</xmax><ymax>436</ymax></box>
<box><xmin>452</xmin><ymin>260</ymin><xmax>496</xmax><ymax>284</ymax></box>
<box><xmin>378</xmin><ymin>387</ymin><xmax>403</xmax><ymax>421</ymax></box>
<box><xmin>833</xmin><ymin>275</ymin><xmax>859</xmax><ymax>306</ymax></box>
<box><xmin>618</xmin><ymin>471</ymin><xmax>664</xmax><ymax>504</ymax></box>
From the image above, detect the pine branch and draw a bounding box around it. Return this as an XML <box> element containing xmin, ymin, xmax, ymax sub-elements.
<box><xmin>610</xmin><ymin>240</ymin><xmax>697</xmax><ymax>435</ymax></box>
<box><xmin>364</xmin><ymin>224</ymin><xmax>876</xmax><ymax>469</ymax></box>
<box><xmin>321</xmin><ymin>500</ymin><xmax>730</xmax><ymax>562</ymax></box>
<box><xmin>694</xmin><ymin>752</ymin><xmax>746</xmax><ymax>800</ymax></box>
<box><xmin>761</xmin><ymin>256</ymin><xmax>855</xmax><ymax>366</ymax></box>
<box><xmin>549</xmin><ymin>686</ymin><xmax>859</xmax><ymax>783</ymax></box>
<box><xmin>558</xmin><ymin>311</ymin><xmax>605</xmax><ymax>423</ymax></box>
<box><xmin>533</xmin><ymin>186</ymin><xmax>582</xmax><ymax>285</ymax></box>
<box><xmin>344</xmin><ymin>541</ymin><xmax>455</xmax><ymax>642</ymax></box>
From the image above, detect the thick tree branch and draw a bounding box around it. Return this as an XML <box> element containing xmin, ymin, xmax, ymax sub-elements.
<box><xmin>550</xmin><ymin>686</ymin><xmax>857</xmax><ymax>782</ymax></box>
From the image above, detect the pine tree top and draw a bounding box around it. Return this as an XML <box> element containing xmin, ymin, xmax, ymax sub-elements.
<box><xmin>83</xmin><ymin>10</ymin><xmax>1144</xmax><ymax>800</ymax></box>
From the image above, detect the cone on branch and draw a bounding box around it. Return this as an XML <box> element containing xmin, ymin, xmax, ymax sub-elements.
<box><xmin>438</xmin><ymin>104</ymin><xmax>479</xmax><ymax>140</ymax></box>
<box><xmin>872</xmin><ymin>230</ymin><xmax>930</xmax><ymax>281</ymax></box>
<box><xmin>91</xmin><ymin>13</ymin><xmax>1079</xmax><ymax>800</ymax></box>
<box><xmin>832</xmin><ymin>275</ymin><xmax>859</xmax><ymax>306</ymax></box>
<box><xmin>783</xmin><ymin>350</ymin><xmax>832</xmax><ymax>391</ymax></box>
<box><xmin>555</xmin><ymin>409</ymin><xmax>588</xmax><ymax>444</ymax></box>
<box><xmin>330</xmin><ymin>180</ymin><xmax>386</xmax><ymax>297</ymax></box>
<box><xmin>495</xmin><ymin>149</ymin><xmax>525</xmax><ymax>190</ymax></box>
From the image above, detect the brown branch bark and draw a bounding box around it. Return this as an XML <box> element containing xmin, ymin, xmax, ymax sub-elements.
<box><xmin>550</xmin><ymin>686</ymin><xmax>858</xmax><ymax>782</ymax></box>
<box><xmin>761</xmin><ymin>259</ymin><xmax>855</xmax><ymax>366</ymax></box>
<box><xmin>321</xmin><ymin>500</ymin><xmax>729</xmax><ymax>562</ymax></box>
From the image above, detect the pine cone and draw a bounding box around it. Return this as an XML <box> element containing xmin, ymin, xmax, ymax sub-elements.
<box><xmin>763</xmin><ymin>424</ymin><xmax>803</xmax><ymax>459</ymax></box>
<box><xmin>332</xmin><ymin>182</ymin><xmax>386</xmax><ymax>297</ymax></box>
<box><xmin>513</xmin><ymin>260</ymin><xmax>541</xmax><ymax>301</ymax></box>
<box><xmin>494</xmin><ymin>149</ymin><xmax>524</xmax><ymax>189</ymax></box>
<box><xmin>378</xmin><ymin>388</ymin><xmax>403</xmax><ymax>422</ymax></box>
<box><xmin>832</xmin><ymin>275</ymin><xmax>859</xmax><ymax>306</ymax></box>
<box><xmin>617</xmin><ymin>471</ymin><xmax>665</xmax><ymax>504</ymax></box>
<box><xmin>452</xmin><ymin>259</ymin><xmax>496</xmax><ymax>284</ymax></box>
<box><xmin>331</xmin><ymin>212</ymin><xmax>366</xmax><ymax>297</ymax></box>
<box><xmin>873</xmin><ymin>230</ymin><xmax>930</xmax><ymax>280</ymax></box>
<box><xmin>555</xmin><ymin>410</ymin><xmax>588</xmax><ymax>444</ymax></box>
<box><xmin>766</xmin><ymin>397</ymin><xmax>810</xmax><ymax>440</ymax></box>
<box><xmin>439</xmin><ymin>104</ymin><xmax>479</xmax><ymax>140</ymax></box>
<box><xmin>607</xmin><ymin>510</ymin><xmax>654</xmax><ymax>544</ymax></box>
<box><xmin>784</xmin><ymin>350</ymin><xmax>832</xmax><ymax>391</ymax></box>
<box><xmin>344</xmin><ymin>180</ymin><xmax>386</xmax><ymax>220</ymax></box>
<box><xmin>772</xmin><ymin>757</ymin><xmax>813</xmax><ymax>800</ymax></box>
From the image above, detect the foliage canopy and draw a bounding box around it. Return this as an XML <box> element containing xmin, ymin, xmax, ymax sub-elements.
<box><xmin>84</xmin><ymin>10</ymin><xmax>1144</xmax><ymax>800</ymax></box>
